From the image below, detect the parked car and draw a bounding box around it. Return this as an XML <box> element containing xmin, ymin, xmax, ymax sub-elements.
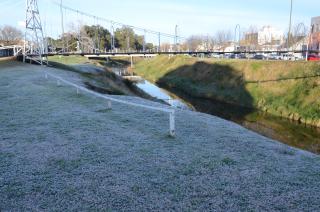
<box><xmin>252</xmin><ymin>54</ymin><xmax>266</xmax><ymax>60</ymax></box>
<box><xmin>210</xmin><ymin>53</ymin><xmax>223</xmax><ymax>59</ymax></box>
<box><xmin>267</xmin><ymin>53</ymin><xmax>282</xmax><ymax>60</ymax></box>
<box><xmin>229</xmin><ymin>54</ymin><xmax>239</xmax><ymax>59</ymax></box>
<box><xmin>239</xmin><ymin>53</ymin><xmax>248</xmax><ymax>59</ymax></box>
<box><xmin>308</xmin><ymin>54</ymin><xmax>320</xmax><ymax>61</ymax></box>
<box><xmin>281</xmin><ymin>53</ymin><xmax>296</xmax><ymax>61</ymax></box>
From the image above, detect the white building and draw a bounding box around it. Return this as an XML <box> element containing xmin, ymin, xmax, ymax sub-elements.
<box><xmin>258</xmin><ymin>26</ymin><xmax>284</xmax><ymax>46</ymax></box>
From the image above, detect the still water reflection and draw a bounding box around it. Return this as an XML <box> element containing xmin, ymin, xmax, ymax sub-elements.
<box><xmin>136</xmin><ymin>79</ymin><xmax>320</xmax><ymax>154</ymax></box>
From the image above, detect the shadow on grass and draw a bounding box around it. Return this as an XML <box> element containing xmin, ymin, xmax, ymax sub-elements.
<box><xmin>156</xmin><ymin>61</ymin><xmax>255</xmax><ymax>120</ymax></box>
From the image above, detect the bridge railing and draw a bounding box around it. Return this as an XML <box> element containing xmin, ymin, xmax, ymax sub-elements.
<box><xmin>33</xmin><ymin>49</ymin><xmax>320</xmax><ymax>57</ymax></box>
<box><xmin>44</xmin><ymin>71</ymin><xmax>176</xmax><ymax>137</ymax></box>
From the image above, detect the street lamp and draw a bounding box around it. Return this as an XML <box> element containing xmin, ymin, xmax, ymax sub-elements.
<box><xmin>60</xmin><ymin>0</ymin><xmax>65</xmax><ymax>52</ymax></box>
<box><xmin>287</xmin><ymin>0</ymin><xmax>293</xmax><ymax>50</ymax></box>
<box><xmin>174</xmin><ymin>25</ymin><xmax>179</xmax><ymax>52</ymax></box>
<box><xmin>234</xmin><ymin>24</ymin><xmax>241</xmax><ymax>52</ymax></box>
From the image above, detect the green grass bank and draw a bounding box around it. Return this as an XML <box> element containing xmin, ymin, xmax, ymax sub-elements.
<box><xmin>134</xmin><ymin>56</ymin><xmax>320</xmax><ymax>127</ymax></box>
<box><xmin>47</xmin><ymin>55</ymin><xmax>156</xmax><ymax>99</ymax></box>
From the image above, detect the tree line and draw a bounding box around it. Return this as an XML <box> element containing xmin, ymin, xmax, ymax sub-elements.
<box><xmin>0</xmin><ymin>25</ymin><xmax>23</xmax><ymax>46</ymax></box>
<box><xmin>47</xmin><ymin>25</ymin><xmax>154</xmax><ymax>52</ymax></box>
<box><xmin>0</xmin><ymin>23</ymin><xmax>309</xmax><ymax>52</ymax></box>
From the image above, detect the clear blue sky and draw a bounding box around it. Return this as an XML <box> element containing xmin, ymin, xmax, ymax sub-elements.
<box><xmin>0</xmin><ymin>0</ymin><xmax>319</xmax><ymax>42</ymax></box>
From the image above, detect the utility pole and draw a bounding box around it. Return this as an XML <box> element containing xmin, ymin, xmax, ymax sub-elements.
<box><xmin>143</xmin><ymin>29</ymin><xmax>146</xmax><ymax>52</ymax></box>
<box><xmin>287</xmin><ymin>0</ymin><xmax>293</xmax><ymax>50</ymax></box>
<box><xmin>175</xmin><ymin>25</ymin><xmax>178</xmax><ymax>51</ymax></box>
<box><xmin>158</xmin><ymin>32</ymin><xmax>161</xmax><ymax>52</ymax></box>
<box><xmin>23</xmin><ymin>0</ymin><xmax>47</xmax><ymax>65</ymax></box>
<box><xmin>111</xmin><ymin>23</ymin><xmax>115</xmax><ymax>52</ymax></box>
<box><xmin>60</xmin><ymin>0</ymin><xmax>65</xmax><ymax>52</ymax></box>
<box><xmin>206</xmin><ymin>34</ymin><xmax>209</xmax><ymax>52</ymax></box>
<box><xmin>127</xmin><ymin>36</ymin><xmax>130</xmax><ymax>52</ymax></box>
<box><xmin>234</xmin><ymin>24</ymin><xmax>241</xmax><ymax>52</ymax></box>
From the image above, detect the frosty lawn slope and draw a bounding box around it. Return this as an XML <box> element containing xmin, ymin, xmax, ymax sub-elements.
<box><xmin>0</xmin><ymin>61</ymin><xmax>320</xmax><ymax>211</ymax></box>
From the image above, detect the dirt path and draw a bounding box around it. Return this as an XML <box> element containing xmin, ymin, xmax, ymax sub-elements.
<box><xmin>0</xmin><ymin>61</ymin><xmax>319</xmax><ymax>211</ymax></box>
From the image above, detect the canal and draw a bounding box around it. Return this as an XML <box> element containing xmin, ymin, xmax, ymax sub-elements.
<box><xmin>134</xmin><ymin>77</ymin><xmax>320</xmax><ymax>154</ymax></box>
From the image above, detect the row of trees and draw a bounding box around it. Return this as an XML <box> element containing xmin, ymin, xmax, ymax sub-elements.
<box><xmin>0</xmin><ymin>25</ymin><xmax>23</xmax><ymax>46</ymax></box>
<box><xmin>0</xmin><ymin>22</ymin><xmax>309</xmax><ymax>52</ymax></box>
<box><xmin>48</xmin><ymin>25</ymin><xmax>154</xmax><ymax>52</ymax></box>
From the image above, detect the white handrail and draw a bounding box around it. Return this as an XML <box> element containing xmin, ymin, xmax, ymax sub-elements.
<box><xmin>44</xmin><ymin>71</ymin><xmax>176</xmax><ymax>137</ymax></box>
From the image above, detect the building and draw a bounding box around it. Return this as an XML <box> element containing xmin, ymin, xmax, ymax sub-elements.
<box><xmin>244</xmin><ymin>26</ymin><xmax>284</xmax><ymax>51</ymax></box>
<box><xmin>0</xmin><ymin>48</ymin><xmax>14</xmax><ymax>57</ymax></box>
<box><xmin>258</xmin><ymin>26</ymin><xmax>284</xmax><ymax>46</ymax></box>
<box><xmin>0</xmin><ymin>45</ymin><xmax>23</xmax><ymax>57</ymax></box>
<box><xmin>245</xmin><ymin>33</ymin><xmax>258</xmax><ymax>45</ymax></box>
<box><xmin>310</xmin><ymin>16</ymin><xmax>320</xmax><ymax>53</ymax></box>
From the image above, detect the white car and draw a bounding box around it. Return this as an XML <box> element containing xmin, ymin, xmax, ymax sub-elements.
<box><xmin>268</xmin><ymin>53</ymin><xmax>282</xmax><ymax>60</ymax></box>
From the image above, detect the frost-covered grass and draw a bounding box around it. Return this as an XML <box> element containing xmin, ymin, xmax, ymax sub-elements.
<box><xmin>1</xmin><ymin>61</ymin><xmax>320</xmax><ymax>211</ymax></box>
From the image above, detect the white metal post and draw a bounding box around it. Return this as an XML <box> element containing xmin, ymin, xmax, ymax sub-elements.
<box><xmin>169</xmin><ymin>111</ymin><xmax>175</xmax><ymax>137</ymax></box>
<box><xmin>107</xmin><ymin>101</ymin><xmax>112</xmax><ymax>110</ymax></box>
<box><xmin>306</xmin><ymin>25</ymin><xmax>314</xmax><ymax>61</ymax></box>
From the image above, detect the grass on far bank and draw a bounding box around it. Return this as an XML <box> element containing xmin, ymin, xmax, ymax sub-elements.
<box><xmin>134</xmin><ymin>55</ymin><xmax>320</xmax><ymax>127</ymax></box>
<box><xmin>48</xmin><ymin>55</ymin><xmax>90</xmax><ymax>65</ymax></box>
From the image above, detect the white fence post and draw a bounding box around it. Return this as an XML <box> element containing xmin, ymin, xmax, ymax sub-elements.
<box><xmin>169</xmin><ymin>110</ymin><xmax>175</xmax><ymax>137</ymax></box>
<box><xmin>107</xmin><ymin>100</ymin><xmax>112</xmax><ymax>110</ymax></box>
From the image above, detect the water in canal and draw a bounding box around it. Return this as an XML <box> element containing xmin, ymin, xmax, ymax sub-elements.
<box><xmin>134</xmin><ymin>78</ymin><xmax>320</xmax><ymax>154</ymax></box>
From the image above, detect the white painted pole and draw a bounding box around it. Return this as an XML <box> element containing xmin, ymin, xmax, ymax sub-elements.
<box><xmin>169</xmin><ymin>111</ymin><xmax>175</xmax><ymax>137</ymax></box>
<box><xmin>107</xmin><ymin>101</ymin><xmax>112</xmax><ymax>110</ymax></box>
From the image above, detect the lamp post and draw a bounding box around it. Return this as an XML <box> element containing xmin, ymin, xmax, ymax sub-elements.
<box><xmin>287</xmin><ymin>0</ymin><xmax>293</xmax><ymax>50</ymax></box>
<box><xmin>175</xmin><ymin>25</ymin><xmax>179</xmax><ymax>52</ymax></box>
<box><xmin>158</xmin><ymin>32</ymin><xmax>161</xmax><ymax>52</ymax></box>
<box><xmin>60</xmin><ymin>0</ymin><xmax>65</xmax><ymax>52</ymax></box>
<box><xmin>234</xmin><ymin>24</ymin><xmax>241</xmax><ymax>52</ymax></box>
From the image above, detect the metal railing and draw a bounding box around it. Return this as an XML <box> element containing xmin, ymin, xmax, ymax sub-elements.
<box><xmin>44</xmin><ymin>71</ymin><xmax>176</xmax><ymax>137</ymax></box>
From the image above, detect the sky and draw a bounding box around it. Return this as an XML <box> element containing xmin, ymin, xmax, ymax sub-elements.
<box><xmin>0</xmin><ymin>0</ymin><xmax>319</xmax><ymax>43</ymax></box>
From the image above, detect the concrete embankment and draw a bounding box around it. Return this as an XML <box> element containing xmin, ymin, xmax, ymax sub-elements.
<box><xmin>0</xmin><ymin>61</ymin><xmax>320</xmax><ymax>211</ymax></box>
<box><xmin>134</xmin><ymin>55</ymin><xmax>320</xmax><ymax>128</ymax></box>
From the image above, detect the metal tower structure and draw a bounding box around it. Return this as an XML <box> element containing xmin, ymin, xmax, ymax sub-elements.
<box><xmin>23</xmin><ymin>0</ymin><xmax>48</xmax><ymax>65</ymax></box>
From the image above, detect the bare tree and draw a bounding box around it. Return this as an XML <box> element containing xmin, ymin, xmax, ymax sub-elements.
<box><xmin>215</xmin><ymin>30</ymin><xmax>232</xmax><ymax>48</ymax></box>
<box><xmin>0</xmin><ymin>25</ymin><xmax>23</xmax><ymax>45</ymax></box>
<box><xmin>243</xmin><ymin>25</ymin><xmax>258</xmax><ymax>50</ymax></box>
<box><xmin>291</xmin><ymin>22</ymin><xmax>308</xmax><ymax>49</ymax></box>
<box><xmin>185</xmin><ymin>35</ymin><xmax>205</xmax><ymax>51</ymax></box>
